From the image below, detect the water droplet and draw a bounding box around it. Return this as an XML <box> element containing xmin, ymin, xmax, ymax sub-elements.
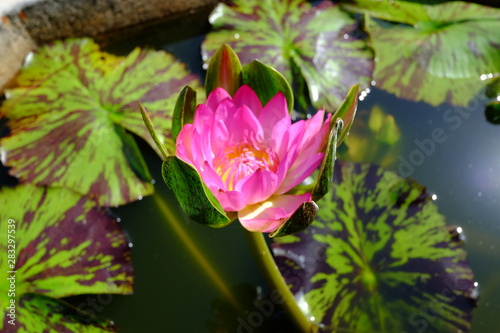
<box><xmin>151</xmin><ymin>179</ymin><xmax>156</xmax><ymax>185</ymax></box>
<box><xmin>23</xmin><ymin>52</ymin><xmax>34</xmax><ymax>66</ymax></box>
<box><xmin>456</xmin><ymin>226</ymin><xmax>463</xmax><ymax>233</ymax></box>
<box><xmin>310</xmin><ymin>316</ymin><xmax>316</xmax><ymax>321</ymax></box>
<box><xmin>365</xmin><ymin>88</ymin><xmax>371</xmax><ymax>93</ymax></box>
<box><xmin>234</xmin><ymin>33</ymin><xmax>240</xmax><ymax>39</ymax></box>
<box><xmin>138</xmin><ymin>195</ymin><xmax>143</xmax><ymax>200</ymax></box>
<box><xmin>497</xmin><ymin>96</ymin><xmax>500</xmax><ymax>102</ymax></box>
<box><xmin>371</xmin><ymin>80</ymin><xmax>376</xmax><ymax>86</ymax></box>
<box><xmin>488</xmin><ymin>73</ymin><xmax>493</xmax><ymax>78</ymax></box>
<box><xmin>374</xmin><ymin>57</ymin><xmax>379</xmax><ymax>63</ymax></box>
<box><xmin>128</xmin><ymin>242</ymin><xmax>134</xmax><ymax>248</ymax></box>
<box><xmin>431</xmin><ymin>194</ymin><xmax>437</xmax><ymax>200</ymax></box>
<box><xmin>202</xmin><ymin>63</ymin><xmax>208</xmax><ymax>70</ymax></box>
<box><xmin>116</xmin><ymin>217</ymin><xmax>121</xmax><ymax>223</ymax></box>
<box><xmin>343</xmin><ymin>33</ymin><xmax>349</xmax><ymax>39</ymax></box>
<box><xmin>480</xmin><ymin>74</ymin><xmax>488</xmax><ymax>80</ymax></box>
<box><xmin>359</xmin><ymin>95</ymin><xmax>365</xmax><ymax>101</ymax></box>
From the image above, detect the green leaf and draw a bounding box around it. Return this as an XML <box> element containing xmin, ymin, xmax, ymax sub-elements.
<box><xmin>3</xmin><ymin>293</ymin><xmax>117</xmax><ymax>332</ymax></box>
<box><xmin>485</xmin><ymin>101</ymin><xmax>500</xmax><ymax>124</ymax></box>
<box><xmin>242</xmin><ymin>60</ymin><xmax>294</xmax><ymax>112</ymax></box>
<box><xmin>205</xmin><ymin>44</ymin><xmax>243</xmax><ymax>97</ymax></box>
<box><xmin>172</xmin><ymin>86</ymin><xmax>197</xmax><ymax>142</ymax></box>
<box><xmin>269</xmin><ymin>201</ymin><xmax>319</xmax><ymax>238</ymax></box>
<box><xmin>0</xmin><ymin>184</ymin><xmax>133</xmax><ymax>331</ymax></box>
<box><xmin>311</xmin><ymin>119</ymin><xmax>342</xmax><ymax>202</ymax></box>
<box><xmin>273</xmin><ymin>161</ymin><xmax>477</xmax><ymax>332</ymax></box>
<box><xmin>162</xmin><ymin>157</ymin><xmax>232</xmax><ymax>227</ymax></box>
<box><xmin>331</xmin><ymin>83</ymin><xmax>359</xmax><ymax>145</ymax></box>
<box><xmin>357</xmin><ymin>1</ymin><xmax>500</xmax><ymax>106</ymax></box>
<box><xmin>202</xmin><ymin>0</ymin><xmax>373</xmax><ymax>111</ymax></box>
<box><xmin>0</xmin><ymin>38</ymin><xmax>204</xmax><ymax>206</ymax></box>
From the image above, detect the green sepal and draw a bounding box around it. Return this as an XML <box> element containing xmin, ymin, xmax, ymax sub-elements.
<box><xmin>330</xmin><ymin>83</ymin><xmax>359</xmax><ymax>145</ymax></box>
<box><xmin>205</xmin><ymin>44</ymin><xmax>243</xmax><ymax>97</ymax></box>
<box><xmin>114</xmin><ymin>124</ymin><xmax>152</xmax><ymax>182</ymax></box>
<box><xmin>311</xmin><ymin>118</ymin><xmax>342</xmax><ymax>202</ymax></box>
<box><xmin>162</xmin><ymin>157</ymin><xmax>232</xmax><ymax>227</ymax></box>
<box><xmin>138</xmin><ymin>102</ymin><xmax>170</xmax><ymax>160</ymax></box>
<box><xmin>172</xmin><ymin>85</ymin><xmax>197</xmax><ymax>141</ymax></box>
<box><xmin>485</xmin><ymin>101</ymin><xmax>500</xmax><ymax>124</ymax></box>
<box><xmin>242</xmin><ymin>60</ymin><xmax>294</xmax><ymax>112</ymax></box>
<box><xmin>269</xmin><ymin>201</ymin><xmax>319</xmax><ymax>238</ymax></box>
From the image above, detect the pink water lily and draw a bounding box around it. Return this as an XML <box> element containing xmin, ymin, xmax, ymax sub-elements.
<box><xmin>176</xmin><ymin>85</ymin><xmax>331</xmax><ymax>232</ymax></box>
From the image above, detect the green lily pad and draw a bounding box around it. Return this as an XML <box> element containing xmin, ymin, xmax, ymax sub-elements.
<box><xmin>0</xmin><ymin>38</ymin><xmax>203</xmax><ymax>206</ymax></box>
<box><xmin>202</xmin><ymin>0</ymin><xmax>373</xmax><ymax>111</ymax></box>
<box><xmin>0</xmin><ymin>184</ymin><xmax>133</xmax><ymax>331</ymax></box>
<box><xmin>2</xmin><ymin>293</ymin><xmax>117</xmax><ymax>332</ymax></box>
<box><xmin>348</xmin><ymin>1</ymin><xmax>500</xmax><ymax>106</ymax></box>
<box><xmin>272</xmin><ymin>161</ymin><xmax>476</xmax><ymax>332</ymax></box>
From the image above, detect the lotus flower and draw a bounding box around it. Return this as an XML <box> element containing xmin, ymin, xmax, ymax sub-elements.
<box><xmin>176</xmin><ymin>85</ymin><xmax>331</xmax><ymax>232</ymax></box>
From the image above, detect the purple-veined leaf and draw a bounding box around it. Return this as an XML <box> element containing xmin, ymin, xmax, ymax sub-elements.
<box><xmin>0</xmin><ymin>38</ymin><xmax>204</xmax><ymax>206</ymax></box>
<box><xmin>202</xmin><ymin>0</ymin><xmax>373</xmax><ymax>111</ymax></box>
<box><xmin>2</xmin><ymin>294</ymin><xmax>117</xmax><ymax>332</ymax></box>
<box><xmin>0</xmin><ymin>184</ymin><xmax>133</xmax><ymax>331</ymax></box>
<box><xmin>351</xmin><ymin>1</ymin><xmax>500</xmax><ymax>106</ymax></box>
<box><xmin>273</xmin><ymin>161</ymin><xmax>477</xmax><ymax>332</ymax></box>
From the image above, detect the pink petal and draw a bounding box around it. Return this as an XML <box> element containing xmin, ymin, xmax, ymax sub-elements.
<box><xmin>193</xmin><ymin>104</ymin><xmax>215</xmax><ymax>134</ymax></box>
<box><xmin>212</xmin><ymin>188</ymin><xmax>246</xmax><ymax>212</ymax></box>
<box><xmin>176</xmin><ymin>124</ymin><xmax>196</xmax><ymax>165</ymax></box>
<box><xmin>277</xmin><ymin>153</ymin><xmax>324</xmax><ymax>194</ymax></box>
<box><xmin>238</xmin><ymin>193</ymin><xmax>312</xmax><ymax>232</ymax></box>
<box><xmin>236</xmin><ymin>169</ymin><xmax>279</xmax><ymax>205</ymax></box>
<box><xmin>228</xmin><ymin>105</ymin><xmax>264</xmax><ymax>142</ymax></box>
<box><xmin>233</xmin><ymin>85</ymin><xmax>263</xmax><ymax>117</ymax></box>
<box><xmin>269</xmin><ymin>117</ymin><xmax>290</xmax><ymax>161</ymax></box>
<box><xmin>298</xmin><ymin>110</ymin><xmax>331</xmax><ymax>156</ymax></box>
<box><xmin>206</xmin><ymin>87</ymin><xmax>231</xmax><ymax>111</ymax></box>
<box><xmin>199</xmin><ymin>161</ymin><xmax>224</xmax><ymax>190</ymax></box>
<box><xmin>258</xmin><ymin>92</ymin><xmax>289</xmax><ymax>136</ymax></box>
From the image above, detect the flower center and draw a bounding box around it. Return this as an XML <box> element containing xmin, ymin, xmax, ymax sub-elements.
<box><xmin>213</xmin><ymin>140</ymin><xmax>278</xmax><ymax>190</ymax></box>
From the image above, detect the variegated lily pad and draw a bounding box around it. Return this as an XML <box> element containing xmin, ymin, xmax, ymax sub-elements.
<box><xmin>202</xmin><ymin>0</ymin><xmax>373</xmax><ymax>111</ymax></box>
<box><xmin>2</xmin><ymin>294</ymin><xmax>117</xmax><ymax>332</ymax></box>
<box><xmin>347</xmin><ymin>1</ymin><xmax>500</xmax><ymax>106</ymax></box>
<box><xmin>0</xmin><ymin>38</ymin><xmax>203</xmax><ymax>206</ymax></box>
<box><xmin>0</xmin><ymin>184</ymin><xmax>133</xmax><ymax>332</ymax></box>
<box><xmin>273</xmin><ymin>161</ymin><xmax>477</xmax><ymax>332</ymax></box>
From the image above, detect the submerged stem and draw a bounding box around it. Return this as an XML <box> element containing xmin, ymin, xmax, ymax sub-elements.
<box><xmin>244</xmin><ymin>230</ymin><xmax>316</xmax><ymax>333</ymax></box>
<box><xmin>153</xmin><ymin>193</ymin><xmax>240</xmax><ymax>309</ymax></box>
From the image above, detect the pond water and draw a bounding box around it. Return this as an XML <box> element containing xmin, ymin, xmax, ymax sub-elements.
<box><xmin>2</xmin><ymin>3</ymin><xmax>499</xmax><ymax>333</ymax></box>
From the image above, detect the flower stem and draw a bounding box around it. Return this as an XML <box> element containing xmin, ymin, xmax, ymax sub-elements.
<box><xmin>244</xmin><ymin>230</ymin><xmax>317</xmax><ymax>333</ymax></box>
<box><xmin>153</xmin><ymin>193</ymin><xmax>241</xmax><ymax>309</ymax></box>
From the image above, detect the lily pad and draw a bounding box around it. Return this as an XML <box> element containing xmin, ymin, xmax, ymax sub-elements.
<box><xmin>2</xmin><ymin>294</ymin><xmax>117</xmax><ymax>332</ymax></box>
<box><xmin>0</xmin><ymin>38</ymin><xmax>203</xmax><ymax>206</ymax></box>
<box><xmin>272</xmin><ymin>161</ymin><xmax>476</xmax><ymax>332</ymax></box>
<box><xmin>347</xmin><ymin>1</ymin><xmax>500</xmax><ymax>106</ymax></box>
<box><xmin>0</xmin><ymin>184</ymin><xmax>133</xmax><ymax>331</ymax></box>
<box><xmin>202</xmin><ymin>0</ymin><xmax>373</xmax><ymax>111</ymax></box>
